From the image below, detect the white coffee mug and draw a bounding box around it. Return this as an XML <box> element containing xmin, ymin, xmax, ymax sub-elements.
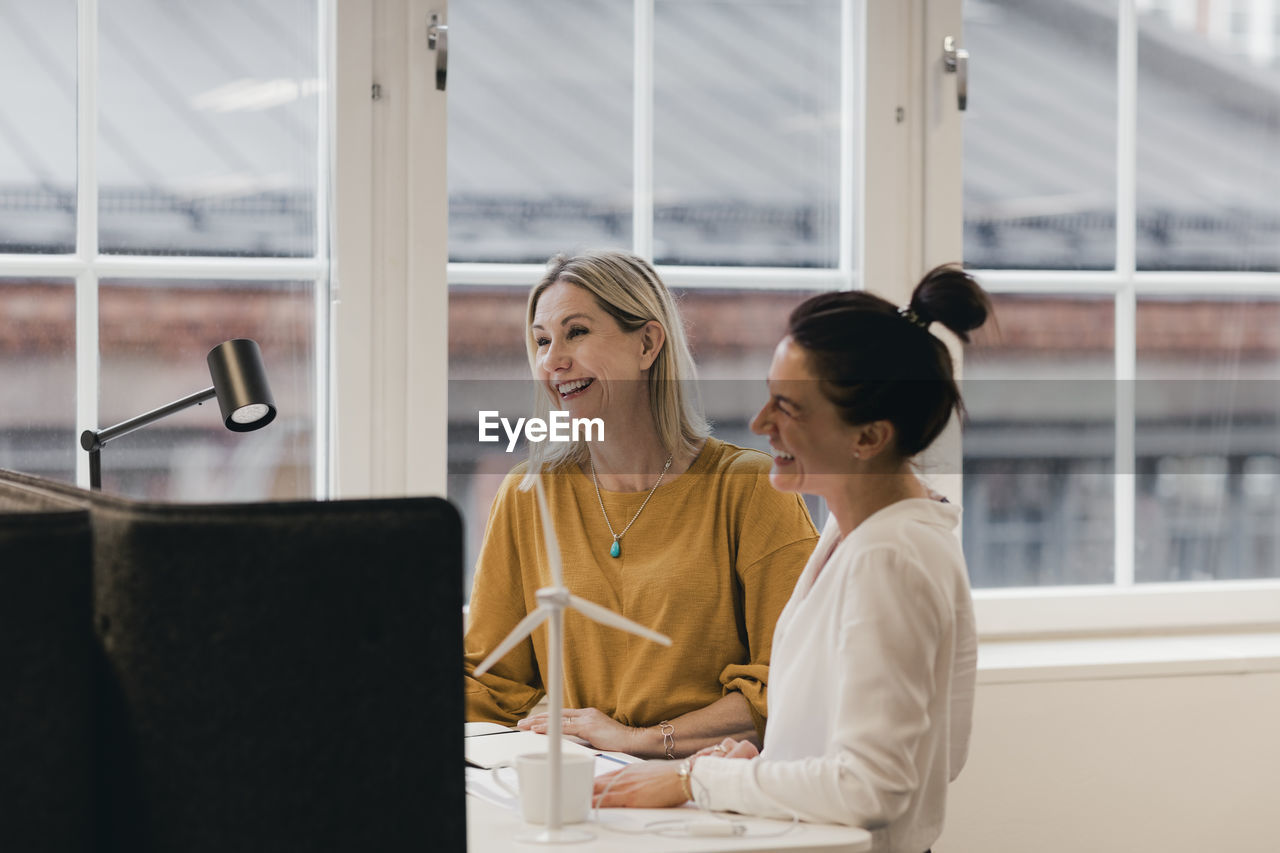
<box><xmin>491</xmin><ymin>752</ymin><xmax>595</xmax><ymax>825</ymax></box>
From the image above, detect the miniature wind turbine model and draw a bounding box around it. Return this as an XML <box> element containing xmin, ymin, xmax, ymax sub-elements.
<box><xmin>474</xmin><ymin>472</ymin><xmax>672</xmax><ymax>844</ymax></box>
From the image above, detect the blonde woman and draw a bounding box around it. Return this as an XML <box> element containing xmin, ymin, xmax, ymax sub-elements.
<box><xmin>463</xmin><ymin>250</ymin><xmax>818</xmax><ymax>758</ymax></box>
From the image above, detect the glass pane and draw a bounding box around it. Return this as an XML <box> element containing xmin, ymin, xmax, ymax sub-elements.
<box><xmin>447</xmin><ymin>283</ymin><xmax>822</xmax><ymax>597</ymax></box>
<box><xmin>1135</xmin><ymin>296</ymin><xmax>1280</xmax><ymax>581</ymax></box>
<box><xmin>97</xmin><ymin>0</ymin><xmax>319</xmax><ymax>257</ymax></box>
<box><xmin>652</xmin><ymin>0</ymin><xmax>844</xmax><ymax>268</ymax></box>
<box><xmin>448</xmin><ymin>285</ymin><xmax>529</xmax><ymax>597</ymax></box>
<box><xmin>1136</xmin><ymin>6</ymin><xmax>1280</xmax><ymax>271</ymax></box>
<box><xmin>962</xmin><ymin>293</ymin><xmax>1116</xmax><ymax>587</ymax></box>
<box><xmin>447</xmin><ymin>0</ymin><xmax>632</xmax><ymax>263</ymax></box>
<box><xmin>963</xmin><ymin>0</ymin><xmax>1117</xmax><ymax>270</ymax></box>
<box><xmin>678</xmin><ymin>287</ymin><xmax>822</xmax><ymax>444</ymax></box>
<box><xmin>0</xmin><ymin>279</ymin><xmax>76</xmax><ymax>480</ymax></box>
<box><xmin>0</xmin><ymin>0</ymin><xmax>76</xmax><ymax>253</ymax></box>
<box><xmin>97</xmin><ymin>280</ymin><xmax>315</xmax><ymax>500</ymax></box>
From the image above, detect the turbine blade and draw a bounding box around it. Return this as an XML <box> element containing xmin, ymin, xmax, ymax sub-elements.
<box><xmin>533</xmin><ymin>473</ymin><xmax>565</xmax><ymax>587</ymax></box>
<box><xmin>473</xmin><ymin>607</ymin><xmax>551</xmax><ymax>676</ymax></box>
<box><xmin>567</xmin><ymin>594</ymin><xmax>672</xmax><ymax>646</ymax></box>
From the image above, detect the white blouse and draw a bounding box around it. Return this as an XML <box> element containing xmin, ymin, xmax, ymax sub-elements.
<box><xmin>691</xmin><ymin>499</ymin><xmax>977</xmax><ymax>853</ymax></box>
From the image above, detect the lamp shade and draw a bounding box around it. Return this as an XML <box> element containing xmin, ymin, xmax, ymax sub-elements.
<box><xmin>207</xmin><ymin>339</ymin><xmax>277</xmax><ymax>432</ymax></box>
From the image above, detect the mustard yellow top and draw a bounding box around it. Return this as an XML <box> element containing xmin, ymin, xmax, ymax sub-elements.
<box><xmin>464</xmin><ymin>438</ymin><xmax>818</xmax><ymax>737</ymax></box>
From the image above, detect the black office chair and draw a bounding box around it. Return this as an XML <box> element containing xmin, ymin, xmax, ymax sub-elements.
<box><xmin>0</xmin><ymin>469</ymin><xmax>466</xmax><ymax>853</ymax></box>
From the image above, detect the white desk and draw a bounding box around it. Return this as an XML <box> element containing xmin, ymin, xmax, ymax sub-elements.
<box><xmin>467</xmin><ymin>794</ymin><xmax>873</xmax><ymax>853</ymax></box>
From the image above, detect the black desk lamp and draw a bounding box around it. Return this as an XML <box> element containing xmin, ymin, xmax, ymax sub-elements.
<box><xmin>80</xmin><ymin>338</ymin><xmax>277</xmax><ymax>490</ymax></box>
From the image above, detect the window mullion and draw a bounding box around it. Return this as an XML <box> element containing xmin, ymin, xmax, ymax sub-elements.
<box><xmin>448</xmin><ymin>262</ymin><xmax>850</xmax><ymax>291</ymax></box>
<box><xmin>633</xmin><ymin>0</ymin><xmax>654</xmax><ymax>260</ymax></box>
<box><xmin>75</xmin><ymin>0</ymin><xmax>100</xmax><ymax>489</ymax></box>
<box><xmin>840</xmin><ymin>0</ymin><xmax>860</xmax><ymax>289</ymax></box>
<box><xmin>1113</xmin><ymin>0</ymin><xmax>1138</xmax><ymax>587</ymax></box>
<box><xmin>89</xmin><ymin>256</ymin><xmax>328</xmax><ymax>280</ymax></box>
<box><xmin>314</xmin><ymin>0</ymin><xmax>333</xmax><ymax>499</ymax></box>
<box><xmin>1116</xmin><ymin>0</ymin><xmax>1137</xmax><ymax>278</ymax></box>
<box><xmin>1115</xmin><ymin>284</ymin><xmax>1136</xmax><ymax>587</ymax></box>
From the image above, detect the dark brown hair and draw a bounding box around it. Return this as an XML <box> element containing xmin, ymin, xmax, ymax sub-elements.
<box><xmin>786</xmin><ymin>264</ymin><xmax>991</xmax><ymax>457</ymax></box>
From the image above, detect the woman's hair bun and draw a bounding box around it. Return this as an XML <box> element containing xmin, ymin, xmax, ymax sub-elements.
<box><xmin>908</xmin><ymin>264</ymin><xmax>991</xmax><ymax>343</ymax></box>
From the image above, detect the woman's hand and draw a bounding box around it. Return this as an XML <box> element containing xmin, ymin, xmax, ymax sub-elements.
<box><xmin>517</xmin><ymin>707</ymin><xmax>639</xmax><ymax>753</ymax></box>
<box><xmin>593</xmin><ymin>737</ymin><xmax>760</xmax><ymax>809</ymax></box>
<box><xmin>693</xmin><ymin>737</ymin><xmax>759</xmax><ymax>760</ymax></box>
<box><xmin>592</xmin><ymin>760</ymin><xmax>688</xmax><ymax>808</ymax></box>
<box><xmin>518</xmin><ymin>706</ymin><xmax>764</xmax><ymax>758</ymax></box>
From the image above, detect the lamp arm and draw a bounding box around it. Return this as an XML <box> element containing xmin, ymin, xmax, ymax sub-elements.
<box><xmin>80</xmin><ymin>386</ymin><xmax>218</xmax><ymax>452</ymax></box>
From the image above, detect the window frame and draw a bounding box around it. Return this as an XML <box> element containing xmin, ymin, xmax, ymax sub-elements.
<box><xmin>330</xmin><ymin>0</ymin><xmax>449</xmax><ymax>499</ymax></box>
<box><xmin>445</xmin><ymin>0</ymin><xmax>1280</xmax><ymax>637</ymax></box>
<box><xmin>442</xmin><ymin>2</ymin><xmax>954</xmax><ymax>537</ymax></box>
<box><xmin>0</xmin><ymin>0</ymin><xmax>456</xmax><ymax>498</ymax></box>
<box><xmin>962</xmin><ymin>0</ymin><xmax>1280</xmax><ymax>637</ymax></box>
<box><xmin>448</xmin><ymin>0</ymin><xmax>864</xmax><ymax>292</ymax></box>
<box><xmin>0</xmin><ymin>0</ymin><xmax>332</xmax><ymax>496</ymax></box>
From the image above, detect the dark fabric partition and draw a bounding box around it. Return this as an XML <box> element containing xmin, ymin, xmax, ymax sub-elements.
<box><xmin>0</xmin><ymin>469</ymin><xmax>465</xmax><ymax>853</ymax></box>
<box><xmin>0</xmin><ymin>480</ymin><xmax>95</xmax><ymax>853</ymax></box>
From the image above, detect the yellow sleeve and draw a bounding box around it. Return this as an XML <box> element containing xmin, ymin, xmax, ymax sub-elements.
<box><xmin>463</xmin><ymin>473</ymin><xmax>545</xmax><ymax>724</ymax></box>
<box><xmin>719</xmin><ymin>475</ymin><xmax>818</xmax><ymax>736</ymax></box>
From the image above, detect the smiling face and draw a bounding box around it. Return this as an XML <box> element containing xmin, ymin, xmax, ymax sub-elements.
<box><xmin>750</xmin><ymin>336</ymin><xmax>864</xmax><ymax>500</ymax></box>
<box><xmin>530</xmin><ymin>281</ymin><xmax>660</xmax><ymax>421</ymax></box>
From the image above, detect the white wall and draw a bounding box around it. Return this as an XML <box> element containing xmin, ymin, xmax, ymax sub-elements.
<box><xmin>937</xmin><ymin>669</ymin><xmax>1280</xmax><ymax>853</ymax></box>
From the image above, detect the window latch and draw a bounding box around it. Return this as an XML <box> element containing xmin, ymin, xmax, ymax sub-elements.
<box><xmin>943</xmin><ymin>36</ymin><xmax>968</xmax><ymax>111</ymax></box>
<box><xmin>428</xmin><ymin>13</ymin><xmax>448</xmax><ymax>92</ymax></box>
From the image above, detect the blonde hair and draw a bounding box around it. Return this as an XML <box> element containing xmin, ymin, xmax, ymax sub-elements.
<box><xmin>522</xmin><ymin>250</ymin><xmax>708</xmax><ymax>479</ymax></box>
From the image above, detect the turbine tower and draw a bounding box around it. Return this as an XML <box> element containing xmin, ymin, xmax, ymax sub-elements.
<box><xmin>474</xmin><ymin>473</ymin><xmax>672</xmax><ymax>843</ymax></box>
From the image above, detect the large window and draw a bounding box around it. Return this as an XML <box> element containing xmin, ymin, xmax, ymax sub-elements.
<box><xmin>962</xmin><ymin>0</ymin><xmax>1280</xmax><ymax>598</ymax></box>
<box><xmin>0</xmin><ymin>0</ymin><xmax>326</xmax><ymax>499</ymax></box>
<box><xmin>441</xmin><ymin>0</ymin><xmax>1280</xmax><ymax>626</ymax></box>
<box><xmin>447</xmin><ymin>0</ymin><xmax>853</xmax><ymax>587</ymax></box>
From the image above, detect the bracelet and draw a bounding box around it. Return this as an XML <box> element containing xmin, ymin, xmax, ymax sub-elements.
<box><xmin>659</xmin><ymin>720</ymin><xmax>675</xmax><ymax>759</ymax></box>
<box><xmin>677</xmin><ymin>757</ymin><xmax>695</xmax><ymax>802</ymax></box>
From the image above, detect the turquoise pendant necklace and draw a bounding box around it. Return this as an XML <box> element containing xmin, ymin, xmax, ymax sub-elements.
<box><xmin>590</xmin><ymin>454</ymin><xmax>673</xmax><ymax>558</ymax></box>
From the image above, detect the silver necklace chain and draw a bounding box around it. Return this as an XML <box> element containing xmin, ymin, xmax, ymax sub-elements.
<box><xmin>591</xmin><ymin>453</ymin><xmax>674</xmax><ymax>545</ymax></box>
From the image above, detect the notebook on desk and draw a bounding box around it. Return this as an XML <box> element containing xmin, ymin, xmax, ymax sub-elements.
<box><xmin>464</xmin><ymin>721</ymin><xmax>514</xmax><ymax>738</ymax></box>
<box><xmin>464</xmin><ymin>728</ymin><xmax>601</xmax><ymax>769</ymax></box>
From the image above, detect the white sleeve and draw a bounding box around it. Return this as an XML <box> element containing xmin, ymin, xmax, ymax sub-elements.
<box><xmin>692</xmin><ymin>546</ymin><xmax>945</xmax><ymax>827</ymax></box>
<box><xmin>948</xmin><ymin>580</ymin><xmax>977</xmax><ymax>781</ymax></box>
